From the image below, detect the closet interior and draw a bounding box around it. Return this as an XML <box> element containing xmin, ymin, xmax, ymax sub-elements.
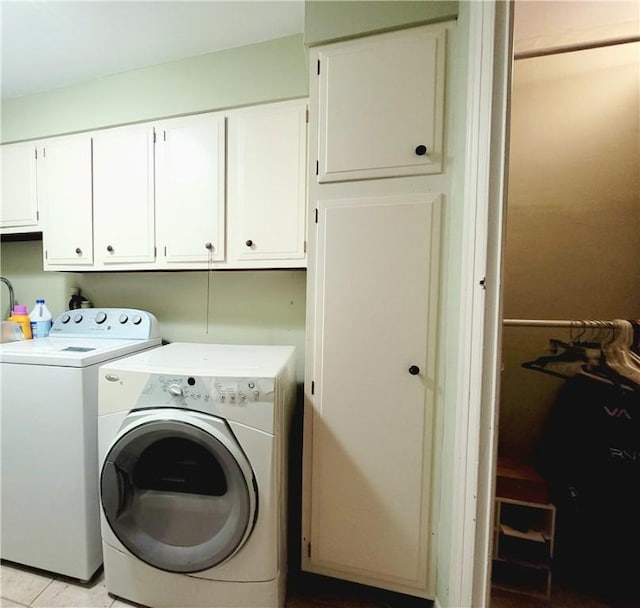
<box><xmin>491</xmin><ymin>1</ymin><xmax>639</xmax><ymax>605</ymax></box>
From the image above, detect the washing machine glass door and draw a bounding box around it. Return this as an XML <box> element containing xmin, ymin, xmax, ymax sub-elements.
<box><xmin>101</xmin><ymin>418</ymin><xmax>256</xmax><ymax>573</ymax></box>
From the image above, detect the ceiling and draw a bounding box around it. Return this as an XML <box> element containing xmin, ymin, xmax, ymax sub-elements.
<box><xmin>1</xmin><ymin>1</ymin><xmax>305</xmax><ymax>99</ymax></box>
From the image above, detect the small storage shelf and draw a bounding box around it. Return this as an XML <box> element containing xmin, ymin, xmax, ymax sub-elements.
<box><xmin>492</xmin><ymin>497</ymin><xmax>556</xmax><ymax>598</ymax></box>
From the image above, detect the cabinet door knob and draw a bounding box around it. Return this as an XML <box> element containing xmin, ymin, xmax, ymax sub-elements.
<box><xmin>245</xmin><ymin>239</ymin><xmax>253</xmax><ymax>247</ymax></box>
<box><xmin>205</xmin><ymin>242</ymin><xmax>214</xmax><ymax>250</ymax></box>
<box><xmin>408</xmin><ymin>365</ymin><xmax>420</xmax><ymax>376</ymax></box>
<box><xmin>106</xmin><ymin>245</ymin><xmax>114</xmax><ymax>253</ymax></box>
<box><xmin>75</xmin><ymin>247</ymin><xmax>82</xmax><ymax>255</ymax></box>
<box><xmin>415</xmin><ymin>145</ymin><xmax>428</xmax><ymax>156</ymax></box>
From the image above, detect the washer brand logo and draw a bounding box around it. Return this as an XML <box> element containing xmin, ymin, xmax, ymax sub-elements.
<box><xmin>105</xmin><ymin>374</ymin><xmax>120</xmax><ymax>382</ymax></box>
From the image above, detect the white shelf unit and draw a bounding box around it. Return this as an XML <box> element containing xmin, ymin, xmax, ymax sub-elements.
<box><xmin>492</xmin><ymin>497</ymin><xmax>556</xmax><ymax>598</ymax></box>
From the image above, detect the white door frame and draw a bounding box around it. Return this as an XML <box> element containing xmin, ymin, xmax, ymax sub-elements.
<box><xmin>439</xmin><ymin>2</ymin><xmax>513</xmax><ymax>606</ymax></box>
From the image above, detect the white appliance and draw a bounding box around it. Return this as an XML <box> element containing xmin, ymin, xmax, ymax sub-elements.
<box><xmin>0</xmin><ymin>308</ymin><xmax>161</xmax><ymax>581</ymax></box>
<box><xmin>98</xmin><ymin>342</ymin><xmax>296</xmax><ymax>608</ymax></box>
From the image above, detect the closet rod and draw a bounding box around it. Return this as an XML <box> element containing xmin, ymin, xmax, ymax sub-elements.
<box><xmin>503</xmin><ymin>319</ymin><xmax>617</xmax><ymax>328</ymax></box>
<box><xmin>514</xmin><ymin>34</ymin><xmax>640</xmax><ymax>61</ymax></box>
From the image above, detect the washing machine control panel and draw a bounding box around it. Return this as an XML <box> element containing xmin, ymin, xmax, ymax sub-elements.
<box><xmin>136</xmin><ymin>374</ymin><xmax>275</xmax><ymax>413</ymax></box>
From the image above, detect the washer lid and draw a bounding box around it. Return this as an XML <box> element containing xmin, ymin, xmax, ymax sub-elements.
<box><xmin>100</xmin><ymin>415</ymin><xmax>257</xmax><ymax>573</ymax></box>
<box><xmin>0</xmin><ymin>337</ymin><xmax>161</xmax><ymax>367</ymax></box>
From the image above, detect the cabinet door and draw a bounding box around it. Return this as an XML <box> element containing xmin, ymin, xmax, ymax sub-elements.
<box><xmin>41</xmin><ymin>135</ymin><xmax>93</xmax><ymax>267</ymax></box>
<box><xmin>227</xmin><ymin>99</ymin><xmax>307</xmax><ymax>267</ymax></box>
<box><xmin>304</xmin><ymin>193</ymin><xmax>441</xmax><ymax>595</ymax></box>
<box><xmin>156</xmin><ymin>113</ymin><xmax>225</xmax><ymax>264</ymax></box>
<box><xmin>315</xmin><ymin>24</ymin><xmax>446</xmax><ymax>182</ymax></box>
<box><xmin>93</xmin><ymin>124</ymin><xmax>155</xmax><ymax>265</ymax></box>
<box><xmin>1</xmin><ymin>142</ymin><xmax>39</xmax><ymax>232</ymax></box>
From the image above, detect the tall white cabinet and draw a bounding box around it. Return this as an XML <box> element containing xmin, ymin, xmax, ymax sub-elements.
<box><xmin>302</xmin><ymin>22</ymin><xmax>450</xmax><ymax>599</ymax></box>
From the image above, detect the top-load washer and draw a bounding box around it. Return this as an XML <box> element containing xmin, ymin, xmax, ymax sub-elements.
<box><xmin>97</xmin><ymin>342</ymin><xmax>296</xmax><ymax>608</ymax></box>
<box><xmin>0</xmin><ymin>308</ymin><xmax>161</xmax><ymax>581</ymax></box>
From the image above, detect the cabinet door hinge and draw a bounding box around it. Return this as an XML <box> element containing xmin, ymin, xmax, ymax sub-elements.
<box><xmin>306</xmin><ymin>108</ymin><xmax>309</xmax><ymax>123</ymax></box>
<box><xmin>479</xmin><ymin>276</ymin><xmax>487</xmax><ymax>290</ymax></box>
<box><xmin>317</xmin><ymin>59</ymin><xmax>320</xmax><ymax>75</ymax></box>
<box><xmin>314</xmin><ymin>209</ymin><xmax>318</xmax><ymax>224</ymax></box>
<box><xmin>44</xmin><ymin>249</ymin><xmax>48</xmax><ymax>260</ymax></box>
<box><xmin>154</xmin><ymin>246</ymin><xmax>157</xmax><ymax>257</ymax></box>
<box><xmin>307</xmin><ymin>542</ymin><xmax>312</xmax><ymax>558</ymax></box>
<box><xmin>34</xmin><ymin>148</ymin><xmax>38</xmax><ymax>160</ymax></box>
<box><xmin>153</xmin><ymin>130</ymin><xmax>157</xmax><ymax>144</ymax></box>
<box><xmin>163</xmin><ymin>130</ymin><xmax>167</xmax><ymax>142</ymax></box>
<box><xmin>304</xmin><ymin>240</ymin><xmax>307</xmax><ymax>254</ymax></box>
<box><xmin>315</xmin><ymin>160</ymin><xmax>319</xmax><ymax>176</ymax></box>
<box><xmin>36</xmin><ymin>210</ymin><xmax>39</xmax><ymax>221</ymax></box>
<box><xmin>311</xmin><ymin>380</ymin><xmax>315</xmax><ymax>395</ymax></box>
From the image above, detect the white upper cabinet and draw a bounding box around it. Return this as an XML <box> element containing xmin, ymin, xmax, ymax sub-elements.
<box><xmin>315</xmin><ymin>23</ymin><xmax>446</xmax><ymax>182</ymax></box>
<box><xmin>1</xmin><ymin>141</ymin><xmax>40</xmax><ymax>233</ymax></box>
<box><xmin>41</xmin><ymin>135</ymin><xmax>93</xmax><ymax>267</ymax></box>
<box><xmin>227</xmin><ymin>99</ymin><xmax>307</xmax><ymax>267</ymax></box>
<box><xmin>31</xmin><ymin>99</ymin><xmax>307</xmax><ymax>272</ymax></box>
<box><xmin>93</xmin><ymin>124</ymin><xmax>156</xmax><ymax>266</ymax></box>
<box><xmin>155</xmin><ymin>113</ymin><xmax>226</xmax><ymax>265</ymax></box>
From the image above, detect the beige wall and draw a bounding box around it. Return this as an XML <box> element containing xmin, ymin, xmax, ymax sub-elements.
<box><xmin>499</xmin><ymin>41</ymin><xmax>640</xmax><ymax>460</ymax></box>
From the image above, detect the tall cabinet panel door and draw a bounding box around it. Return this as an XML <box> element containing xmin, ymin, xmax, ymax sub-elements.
<box><xmin>306</xmin><ymin>193</ymin><xmax>441</xmax><ymax>595</ymax></box>
<box><xmin>156</xmin><ymin>113</ymin><xmax>225</xmax><ymax>264</ymax></box>
<box><xmin>227</xmin><ymin>99</ymin><xmax>307</xmax><ymax>266</ymax></box>
<box><xmin>93</xmin><ymin>125</ymin><xmax>155</xmax><ymax>265</ymax></box>
<box><xmin>1</xmin><ymin>142</ymin><xmax>39</xmax><ymax>232</ymax></box>
<box><xmin>41</xmin><ymin>136</ymin><xmax>93</xmax><ymax>267</ymax></box>
<box><xmin>316</xmin><ymin>23</ymin><xmax>446</xmax><ymax>182</ymax></box>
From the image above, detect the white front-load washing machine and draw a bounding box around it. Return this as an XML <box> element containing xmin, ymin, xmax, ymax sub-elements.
<box><xmin>0</xmin><ymin>308</ymin><xmax>161</xmax><ymax>581</ymax></box>
<box><xmin>98</xmin><ymin>342</ymin><xmax>296</xmax><ymax>608</ymax></box>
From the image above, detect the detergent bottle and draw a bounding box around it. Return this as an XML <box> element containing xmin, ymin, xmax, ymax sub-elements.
<box><xmin>29</xmin><ymin>299</ymin><xmax>53</xmax><ymax>339</ymax></box>
<box><xmin>8</xmin><ymin>305</ymin><xmax>32</xmax><ymax>339</ymax></box>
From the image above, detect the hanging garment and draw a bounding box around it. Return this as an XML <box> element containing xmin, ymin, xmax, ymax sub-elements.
<box><xmin>537</xmin><ymin>374</ymin><xmax>640</xmax><ymax>603</ymax></box>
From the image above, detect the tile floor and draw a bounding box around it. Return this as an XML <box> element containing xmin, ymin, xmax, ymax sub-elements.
<box><xmin>0</xmin><ymin>561</ymin><xmax>425</xmax><ymax>608</ymax></box>
<box><xmin>0</xmin><ymin>560</ymin><xmax>632</xmax><ymax>608</ymax></box>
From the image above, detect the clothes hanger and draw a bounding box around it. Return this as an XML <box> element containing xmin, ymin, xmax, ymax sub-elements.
<box><xmin>521</xmin><ymin>339</ymin><xmax>595</xmax><ymax>380</ymax></box>
<box><xmin>602</xmin><ymin>320</ymin><xmax>640</xmax><ymax>385</ymax></box>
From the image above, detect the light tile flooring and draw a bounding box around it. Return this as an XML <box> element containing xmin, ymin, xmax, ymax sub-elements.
<box><xmin>0</xmin><ymin>561</ymin><xmax>423</xmax><ymax>608</ymax></box>
<box><xmin>1</xmin><ymin>560</ymin><xmax>631</xmax><ymax>608</ymax></box>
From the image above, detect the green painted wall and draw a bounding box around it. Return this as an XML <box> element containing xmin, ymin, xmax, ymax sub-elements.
<box><xmin>1</xmin><ymin>34</ymin><xmax>307</xmax><ymax>143</ymax></box>
<box><xmin>304</xmin><ymin>0</ymin><xmax>458</xmax><ymax>46</ymax></box>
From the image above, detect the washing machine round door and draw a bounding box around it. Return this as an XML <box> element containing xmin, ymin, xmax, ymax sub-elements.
<box><xmin>100</xmin><ymin>414</ymin><xmax>257</xmax><ymax>573</ymax></box>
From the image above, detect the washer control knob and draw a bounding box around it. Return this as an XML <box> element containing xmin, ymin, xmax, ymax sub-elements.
<box><xmin>168</xmin><ymin>384</ymin><xmax>183</xmax><ymax>397</ymax></box>
<box><xmin>95</xmin><ymin>312</ymin><xmax>107</xmax><ymax>324</ymax></box>
<box><xmin>119</xmin><ymin>314</ymin><xmax>128</xmax><ymax>324</ymax></box>
<box><xmin>132</xmin><ymin>314</ymin><xmax>142</xmax><ymax>325</ymax></box>
<box><xmin>73</xmin><ymin>313</ymin><xmax>83</xmax><ymax>323</ymax></box>
<box><xmin>61</xmin><ymin>314</ymin><xmax>71</xmax><ymax>324</ymax></box>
